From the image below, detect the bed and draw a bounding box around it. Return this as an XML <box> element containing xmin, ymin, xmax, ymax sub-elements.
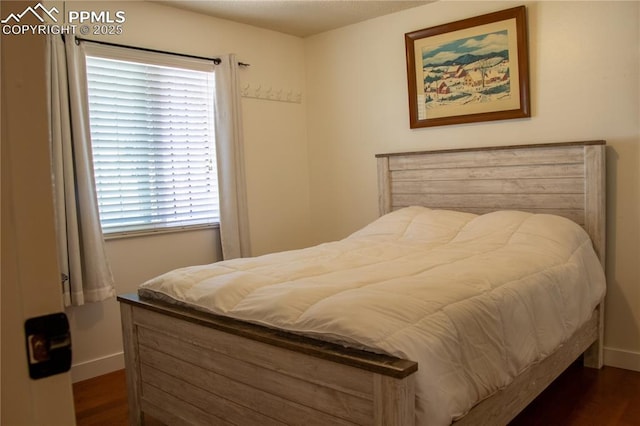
<box><xmin>118</xmin><ymin>140</ymin><xmax>606</xmax><ymax>425</ymax></box>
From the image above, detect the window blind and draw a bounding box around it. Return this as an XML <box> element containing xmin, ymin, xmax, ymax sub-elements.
<box><xmin>84</xmin><ymin>50</ymin><xmax>219</xmax><ymax>234</ymax></box>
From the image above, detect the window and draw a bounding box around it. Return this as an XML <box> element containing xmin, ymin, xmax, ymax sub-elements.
<box><xmin>84</xmin><ymin>44</ymin><xmax>219</xmax><ymax>235</ymax></box>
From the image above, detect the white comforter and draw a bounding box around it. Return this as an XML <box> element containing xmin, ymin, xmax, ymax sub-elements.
<box><xmin>139</xmin><ymin>206</ymin><xmax>606</xmax><ymax>425</ymax></box>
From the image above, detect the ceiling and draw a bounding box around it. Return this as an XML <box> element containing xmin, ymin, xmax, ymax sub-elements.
<box><xmin>151</xmin><ymin>1</ymin><xmax>431</xmax><ymax>37</ymax></box>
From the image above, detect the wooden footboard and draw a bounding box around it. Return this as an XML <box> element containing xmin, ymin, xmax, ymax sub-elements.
<box><xmin>118</xmin><ymin>294</ymin><xmax>417</xmax><ymax>426</ymax></box>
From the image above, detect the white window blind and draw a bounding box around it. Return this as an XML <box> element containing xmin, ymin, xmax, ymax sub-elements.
<box><xmin>84</xmin><ymin>45</ymin><xmax>219</xmax><ymax>235</ymax></box>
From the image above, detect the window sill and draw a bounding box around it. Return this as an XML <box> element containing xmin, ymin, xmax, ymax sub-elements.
<box><xmin>103</xmin><ymin>223</ymin><xmax>220</xmax><ymax>241</ymax></box>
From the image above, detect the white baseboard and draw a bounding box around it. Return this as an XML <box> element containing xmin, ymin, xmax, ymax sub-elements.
<box><xmin>604</xmin><ymin>346</ymin><xmax>640</xmax><ymax>372</ymax></box>
<box><xmin>71</xmin><ymin>352</ymin><xmax>125</xmax><ymax>383</ymax></box>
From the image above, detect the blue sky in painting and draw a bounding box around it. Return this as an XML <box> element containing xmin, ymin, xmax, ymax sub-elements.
<box><xmin>422</xmin><ymin>30</ymin><xmax>508</xmax><ymax>67</ymax></box>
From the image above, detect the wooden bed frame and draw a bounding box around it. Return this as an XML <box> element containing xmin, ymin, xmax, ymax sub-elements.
<box><xmin>118</xmin><ymin>140</ymin><xmax>606</xmax><ymax>425</ymax></box>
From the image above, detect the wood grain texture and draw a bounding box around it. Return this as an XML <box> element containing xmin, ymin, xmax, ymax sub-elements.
<box><xmin>377</xmin><ymin>156</ymin><xmax>392</xmax><ymax>216</ymax></box>
<box><xmin>373</xmin><ymin>374</ymin><xmax>415</xmax><ymax>426</ymax></box>
<box><xmin>582</xmin><ymin>144</ymin><xmax>606</xmax><ymax>369</ymax></box>
<box><xmin>376</xmin><ymin>142</ymin><xmax>606</xmax><ymax>228</ymax></box>
<box><xmin>119</xmin><ymin>304</ymin><xmax>143</xmax><ymax>426</ymax></box>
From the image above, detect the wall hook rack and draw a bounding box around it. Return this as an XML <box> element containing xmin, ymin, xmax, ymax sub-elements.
<box><xmin>241</xmin><ymin>83</ymin><xmax>302</xmax><ymax>104</ymax></box>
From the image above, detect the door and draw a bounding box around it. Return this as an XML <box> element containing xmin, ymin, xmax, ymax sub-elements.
<box><xmin>1</xmin><ymin>1</ymin><xmax>76</xmax><ymax>424</ymax></box>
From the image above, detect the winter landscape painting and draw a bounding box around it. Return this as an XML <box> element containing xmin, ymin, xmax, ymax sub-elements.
<box><xmin>421</xmin><ymin>30</ymin><xmax>511</xmax><ymax>110</ymax></box>
<box><xmin>405</xmin><ymin>6</ymin><xmax>530</xmax><ymax>128</ymax></box>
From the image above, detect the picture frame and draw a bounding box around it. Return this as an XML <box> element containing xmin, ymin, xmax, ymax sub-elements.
<box><xmin>405</xmin><ymin>6</ymin><xmax>530</xmax><ymax>128</ymax></box>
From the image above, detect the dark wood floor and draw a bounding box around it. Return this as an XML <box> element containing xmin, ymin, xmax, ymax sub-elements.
<box><xmin>74</xmin><ymin>361</ymin><xmax>640</xmax><ymax>425</ymax></box>
<box><xmin>510</xmin><ymin>362</ymin><xmax>640</xmax><ymax>426</ymax></box>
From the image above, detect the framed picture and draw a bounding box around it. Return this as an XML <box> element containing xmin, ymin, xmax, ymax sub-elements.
<box><xmin>405</xmin><ymin>6</ymin><xmax>530</xmax><ymax>128</ymax></box>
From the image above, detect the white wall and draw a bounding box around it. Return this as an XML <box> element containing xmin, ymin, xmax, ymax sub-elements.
<box><xmin>305</xmin><ymin>1</ymin><xmax>640</xmax><ymax>370</ymax></box>
<box><xmin>61</xmin><ymin>0</ymin><xmax>310</xmax><ymax>380</ymax></box>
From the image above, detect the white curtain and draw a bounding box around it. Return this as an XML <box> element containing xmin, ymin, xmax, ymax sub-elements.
<box><xmin>214</xmin><ymin>54</ymin><xmax>252</xmax><ymax>259</ymax></box>
<box><xmin>48</xmin><ymin>34</ymin><xmax>115</xmax><ymax>306</ymax></box>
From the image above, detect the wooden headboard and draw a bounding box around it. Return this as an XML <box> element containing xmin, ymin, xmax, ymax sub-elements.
<box><xmin>376</xmin><ymin>141</ymin><xmax>606</xmax><ymax>265</ymax></box>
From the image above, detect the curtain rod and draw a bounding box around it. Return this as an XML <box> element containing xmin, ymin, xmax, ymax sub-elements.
<box><xmin>73</xmin><ymin>36</ymin><xmax>250</xmax><ymax>67</ymax></box>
